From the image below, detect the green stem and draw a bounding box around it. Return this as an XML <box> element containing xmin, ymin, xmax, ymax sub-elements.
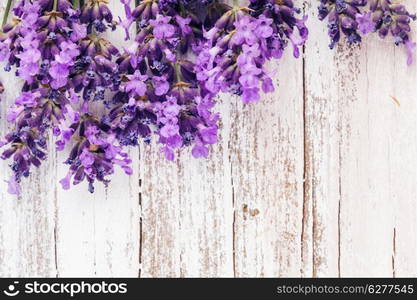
<box><xmin>53</xmin><ymin>0</ymin><xmax>58</xmax><ymax>11</ymax></box>
<box><xmin>174</xmin><ymin>61</ymin><xmax>182</xmax><ymax>83</ymax></box>
<box><xmin>2</xmin><ymin>0</ymin><xmax>13</xmax><ymax>27</ymax></box>
<box><xmin>73</xmin><ymin>0</ymin><xmax>80</xmax><ymax>10</ymax></box>
<box><xmin>179</xmin><ymin>2</ymin><xmax>185</xmax><ymax>16</ymax></box>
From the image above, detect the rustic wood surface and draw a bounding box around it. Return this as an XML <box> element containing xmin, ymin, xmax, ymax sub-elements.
<box><xmin>0</xmin><ymin>0</ymin><xmax>416</xmax><ymax>277</ymax></box>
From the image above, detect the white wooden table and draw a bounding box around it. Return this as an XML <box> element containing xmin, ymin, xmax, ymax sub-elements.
<box><xmin>0</xmin><ymin>0</ymin><xmax>416</xmax><ymax>277</ymax></box>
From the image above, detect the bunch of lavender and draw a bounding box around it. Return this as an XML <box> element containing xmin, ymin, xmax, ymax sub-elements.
<box><xmin>59</xmin><ymin>115</ymin><xmax>132</xmax><ymax>194</ymax></box>
<box><xmin>0</xmin><ymin>0</ymin><xmax>82</xmax><ymax>194</ymax></box>
<box><xmin>61</xmin><ymin>0</ymin><xmax>133</xmax><ymax>192</ymax></box>
<box><xmin>109</xmin><ymin>0</ymin><xmax>220</xmax><ymax>160</ymax></box>
<box><xmin>318</xmin><ymin>0</ymin><xmax>416</xmax><ymax>65</ymax></box>
<box><xmin>195</xmin><ymin>0</ymin><xmax>308</xmax><ymax>104</ymax></box>
<box><xmin>0</xmin><ymin>0</ymin><xmax>130</xmax><ymax>194</ymax></box>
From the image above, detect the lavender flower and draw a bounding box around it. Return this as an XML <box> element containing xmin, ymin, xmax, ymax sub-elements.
<box><xmin>0</xmin><ymin>0</ymin><xmax>125</xmax><ymax>194</ymax></box>
<box><xmin>110</xmin><ymin>0</ymin><xmax>220</xmax><ymax>160</ymax></box>
<box><xmin>195</xmin><ymin>0</ymin><xmax>308</xmax><ymax>104</ymax></box>
<box><xmin>60</xmin><ymin>116</ymin><xmax>132</xmax><ymax>193</ymax></box>
<box><xmin>319</xmin><ymin>0</ymin><xmax>416</xmax><ymax>64</ymax></box>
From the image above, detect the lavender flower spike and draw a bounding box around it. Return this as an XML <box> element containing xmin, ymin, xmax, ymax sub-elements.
<box><xmin>319</xmin><ymin>0</ymin><xmax>416</xmax><ymax>65</ymax></box>
<box><xmin>195</xmin><ymin>0</ymin><xmax>308</xmax><ymax>104</ymax></box>
<box><xmin>0</xmin><ymin>0</ymin><xmax>124</xmax><ymax>194</ymax></box>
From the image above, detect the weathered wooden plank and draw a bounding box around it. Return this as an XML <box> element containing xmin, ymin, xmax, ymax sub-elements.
<box><xmin>212</xmin><ymin>0</ymin><xmax>304</xmax><ymax>279</ymax></box>
<box><xmin>0</xmin><ymin>2</ymin><xmax>58</xmax><ymax>277</ymax></box>
<box><xmin>304</xmin><ymin>0</ymin><xmax>417</xmax><ymax>277</ymax></box>
<box><xmin>390</xmin><ymin>12</ymin><xmax>417</xmax><ymax>276</ymax></box>
<box><xmin>54</xmin><ymin>1</ymin><xmax>141</xmax><ymax>277</ymax></box>
<box><xmin>55</xmin><ymin>148</ymin><xmax>141</xmax><ymax>277</ymax></box>
<box><xmin>230</xmin><ymin>53</ymin><xmax>304</xmax><ymax>277</ymax></box>
<box><xmin>140</xmin><ymin>98</ymin><xmax>235</xmax><ymax>277</ymax></box>
<box><xmin>302</xmin><ymin>0</ymin><xmax>345</xmax><ymax>277</ymax></box>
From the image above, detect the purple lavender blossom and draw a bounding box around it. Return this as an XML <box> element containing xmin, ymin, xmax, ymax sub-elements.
<box><xmin>195</xmin><ymin>0</ymin><xmax>308</xmax><ymax>104</ymax></box>
<box><xmin>0</xmin><ymin>0</ymin><xmax>124</xmax><ymax>194</ymax></box>
<box><xmin>356</xmin><ymin>12</ymin><xmax>375</xmax><ymax>34</ymax></box>
<box><xmin>111</xmin><ymin>0</ymin><xmax>220</xmax><ymax>160</ymax></box>
<box><xmin>60</xmin><ymin>117</ymin><xmax>132</xmax><ymax>192</ymax></box>
<box><xmin>319</xmin><ymin>0</ymin><xmax>416</xmax><ymax>64</ymax></box>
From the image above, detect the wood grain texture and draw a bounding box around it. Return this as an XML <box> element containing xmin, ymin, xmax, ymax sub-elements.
<box><xmin>230</xmin><ymin>52</ymin><xmax>304</xmax><ymax>277</ymax></box>
<box><xmin>0</xmin><ymin>0</ymin><xmax>416</xmax><ymax>278</ymax></box>
<box><xmin>139</xmin><ymin>98</ymin><xmax>234</xmax><ymax>277</ymax></box>
<box><xmin>304</xmin><ymin>0</ymin><xmax>417</xmax><ymax>277</ymax></box>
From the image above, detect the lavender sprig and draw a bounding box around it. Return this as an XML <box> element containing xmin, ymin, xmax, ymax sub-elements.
<box><xmin>195</xmin><ymin>0</ymin><xmax>308</xmax><ymax>104</ymax></box>
<box><xmin>0</xmin><ymin>0</ymin><xmax>85</xmax><ymax>194</ymax></box>
<box><xmin>60</xmin><ymin>114</ymin><xmax>132</xmax><ymax>193</ymax></box>
<box><xmin>319</xmin><ymin>0</ymin><xmax>416</xmax><ymax>65</ymax></box>
<box><xmin>111</xmin><ymin>0</ymin><xmax>220</xmax><ymax>160</ymax></box>
<box><xmin>0</xmin><ymin>0</ymin><xmax>130</xmax><ymax>194</ymax></box>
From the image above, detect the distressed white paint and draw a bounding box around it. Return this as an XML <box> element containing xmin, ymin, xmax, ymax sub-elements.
<box><xmin>0</xmin><ymin>0</ymin><xmax>416</xmax><ymax>277</ymax></box>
